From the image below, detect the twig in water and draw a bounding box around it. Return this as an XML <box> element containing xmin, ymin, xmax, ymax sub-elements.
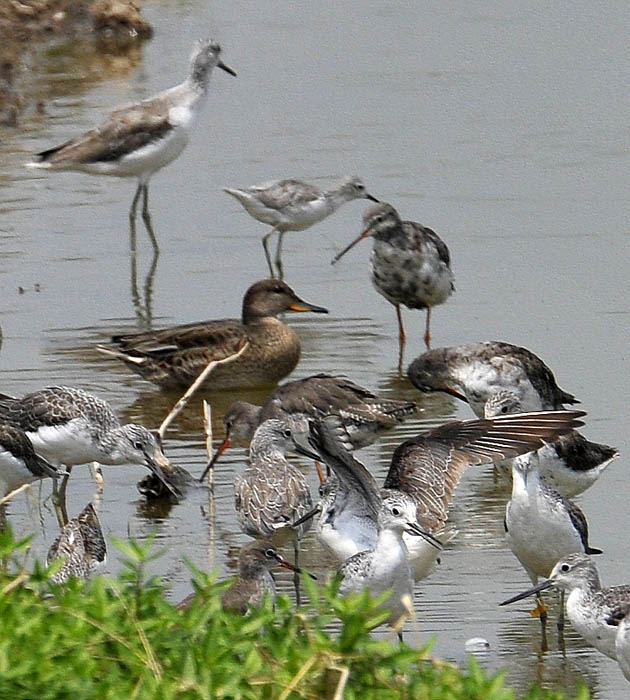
<box><xmin>158</xmin><ymin>341</ymin><xmax>249</xmax><ymax>438</ymax></box>
<box><xmin>0</xmin><ymin>483</ymin><xmax>31</xmax><ymax>507</ymax></box>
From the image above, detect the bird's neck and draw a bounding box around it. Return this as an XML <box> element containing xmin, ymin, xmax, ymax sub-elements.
<box><xmin>511</xmin><ymin>463</ymin><xmax>540</xmax><ymax>499</ymax></box>
<box><xmin>249</xmin><ymin>439</ymin><xmax>285</xmax><ymax>462</ymax></box>
<box><xmin>95</xmin><ymin>427</ymin><xmax>129</xmax><ymax>464</ymax></box>
<box><xmin>187</xmin><ymin>64</ymin><xmax>212</xmax><ymax>94</ymax></box>
<box><xmin>323</xmin><ymin>187</ymin><xmax>352</xmax><ymax>211</ymax></box>
<box><xmin>373</xmin><ymin>526</ymin><xmax>407</xmax><ymax>560</ymax></box>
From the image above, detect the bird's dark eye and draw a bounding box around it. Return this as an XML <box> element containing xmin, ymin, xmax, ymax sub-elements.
<box><xmin>391</xmin><ymin>506</ymin><xmax>401</xmax><ymax>517</ymax></box>
<box><xmin>561</xmin><ymin>564</ymin><xmax>570</xmax><ymax>572</ymax></box>
<box><xmin>133</xmin><ymin>440</ymin><xmax>144</xmax><ymax>450</ymax></box>
<box><xmin>282</xmin><ymin>428</ymin><xmax>291</xmax><ymax>438</ymax></box>
<box><xmin>501</xmin><ymin>406</ymin><xmax>508</xmax><ymax>413</ymax></box>
<box><xmin>265</xmin><ymin>548</ymin><xmax>276</xmax><ymax>558</ymax></box>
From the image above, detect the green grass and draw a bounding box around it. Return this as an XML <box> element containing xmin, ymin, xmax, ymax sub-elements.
<box><xmin>0</xmin><ymin>527</ymin><xmax>589</xmax><ymax>700</ymax></box>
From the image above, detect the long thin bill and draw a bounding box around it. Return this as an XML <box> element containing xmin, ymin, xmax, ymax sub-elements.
<box><xmin>145</xmin><ymin>459</ymin><xmax>182</xmax><ymax>499</ymax></box>
<box><xmin>405</xmin><ymin>522</ymin><xmax>444</xmax><ymax>550</ymax></box>
<box><xmin>277</xmin><ymin>557</ymin><xmax>317</xmax><ymax>580</ymax></box>
<box><xmin>331</xmin><ymin>230</ymin><xmax>370</xmax><ymax>265</ymax></box>
<box><xmin>499</xmin><ymin>578</ymin><xmax>554</xmax><ymax>606</ymax></box>
<box><xmin>218</xmin><ymin>61</ymin><xmax>237</xmax><ymax>76</ymax></box>
<box><xmin>292</xmin><ymin>504</ymin><xmax>321</xmax><ymax>528</ymax></box>
<box><xmin>199</xmin><ymin>438</ymin><xmax>230</xmax><ymax>482</ymax></box>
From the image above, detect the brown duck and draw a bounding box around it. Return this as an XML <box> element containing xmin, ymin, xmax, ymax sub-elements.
<box><xmin>96</xmin><ymin>279</ymin><xmax>328</xmax><ymax>389</ymax></box>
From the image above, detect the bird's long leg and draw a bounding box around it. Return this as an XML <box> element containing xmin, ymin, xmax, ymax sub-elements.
<box><xmin>557</xmin><ymin>589</ymin><xmax>566</xmax><ymax>638</ymax></box>
<box><xmin>52</xmin><ymin>465</ymin><xmax>72</xmax><ymax>527</ymax></box>
<box><xmin>293</xmin><ymin>537</ymin><xmax>301</xmax><ymax>607</ymax></box>
<box><xmin>531</xmin><ymin>592</ymin><xmax>548</xmax><ymax>651</ymax></box>
<box><xmin>262</xmin><ymin>227</ymin><xmax>280</xmax><ymax>278</ymax></box>
<box><xmin>130</xmin><ymin>182</ymin><xmax>143</xmax><ymax>222</ymax></box>
<box><xmin>141</xmin><ymin>184</ymin><xmax>159</xmax><ymax>252</ymax></box>
<box><xmin>424</xmin><ymin>308</ymin><xmax>432</xmax><ymax>349</ymax></box>
<box><xmin>90</xmin><ymin>462</ymin><xmax>104</xmax><ymax>494</ymax></box>
<box><xmin>274</xmin><ymin>231</ymin><xmax>286</xmax><ymax>279</ymax></box>
<box><xmin>142</xmin><ymin>247</ymin><xmax>159</xmax><ymax>328</ymax></box>
<box><xmin>395</xmin><ymin>304</ymin><xmax>406</xmax><ymax>374</ymax></box>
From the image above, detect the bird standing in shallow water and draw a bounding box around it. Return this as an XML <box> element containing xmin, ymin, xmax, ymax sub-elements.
<box><xmin>201</xmin><ymin>373</ymin><xmax>417</xmax><ymax>479</ymax></box>
<box><xmin>224</xmin><ymin>176</ymin><xmax>378</xmax><ymax>277</ymax></box>
<box><xmin>332</xmin><ymin>202</ymin><xmax>454</xmax><ymax>368</ymax></box>
<box><xmin>177</xmin><ymin>539</ymin><xmax>308</xmax><ymax>614</ymax></box>
<box><xmin>234</xmin><ymin>419</ymin><xmax>313</xmax><ymax>542</ymax></box>
<box><xmin>338</xmin><ymin>491</ymin><xmax>436</xmax><ymax>639</ymax></box>
<box><xmin>0</xmin><ymin>386</ymin><xmax>179</xmax><ymax>499</ymax></box>
<box><xmin>501</xmin><ymin>553</ymin><xmax>630</xmax><ymax>660</ymax></box>
<box><xmin>408</xmin><ymin>341</ymin><xmax>579</xmax><ymax>417</ymax></box>
<box><xmin>503</xmin><ymin>448</ymin><xmax>602</xmax><ymax>641</ymax></box>
<box><xmin>295</xmin><ymin>409</ymin><xmax>584</xmax><ymax>582</ymax></box>
<box><xmin>47</xmin><ymin>503</ymin><xmax>106</xmax><ymax>584</ymax></box>
<box><xmin>97</xmin><ymin>279</ymin><xmax>328</xmax><ymax>390</ymax></box>
<box><xmin>26</xmin><ymin>40</ymin><xmax>236</xmax><ymax>247</ymax></box>
<box><xmin>233</xmin><ymin>418</ymin><xmax>315</xmax><ymax>605</ymax></box>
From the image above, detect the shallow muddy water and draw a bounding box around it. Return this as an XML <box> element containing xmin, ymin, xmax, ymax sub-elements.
<box><xmin>0</xmin><ymin>2</ymin><xmax>628</xmax><ymax>696</ymax></box>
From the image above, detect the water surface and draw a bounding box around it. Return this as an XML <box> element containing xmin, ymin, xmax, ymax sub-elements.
<box><xmin>0</xmin><ymin>2</ymin><xmax>628</xmax><ymax>697</ymax></box>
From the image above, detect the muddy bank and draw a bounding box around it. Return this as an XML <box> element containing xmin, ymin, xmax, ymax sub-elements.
<box><xmin>0</xmin><ymin>0</ymin><xmax>152</xmax><ymax>125</ymax></box>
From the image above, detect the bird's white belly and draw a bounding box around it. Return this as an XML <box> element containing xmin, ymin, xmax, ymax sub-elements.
<box><xmin>366</xmin><ymin>553</ymin><xmax>412</xmax><ymax>624</ymax></box>
<box><xmin>318</xmin><ymin>522</ymin><xmax>363</xmax><ymax>561</ymax></box>
<box><xmin>506</xmin><ymin>492</ymin><xmax>582</xmax><ymax>579</ymax></box>
<box><xmin>117</xmin><ymin>126</ymin><xmax>189</xmax><ymax>177</ymax></box>
<box><xmin>0</xmin><ymin>448</ymin><xmax>37</xmax><ymax>493</ymax></box>
<box><xmin>27</xmin><ymin>421</ymin><xmax>101</xmax><ymax>467</ymax></box>
<box><xmin>283</xmin><ymin>198</ymin><xmax>330</xmax><ymax>230</ymax></box>
<box><xmin>76</xmin><ymin>126</ymin><xmax>189</xmax><ymax>179</ymax></box>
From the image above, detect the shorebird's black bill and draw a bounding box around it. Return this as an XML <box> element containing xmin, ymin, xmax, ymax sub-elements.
<box><xmin>499</xmin><ymin>578</ymin><xmax>554</xmax><ymax>606</ymax></box>
<box><xmin>292</xmin><ymin>504</ymin><xmax>321</xmax><ymax>528</ymax></box>
<box><xmin>293</xmin><ymin>440</ymin><xmax>322</xmax><ymax>463</ymax></box>
<box><xmin>144</xmin><ymin>455</ymin><xmax>182</xmax><ymax>500</ymax></box>
<box><xmin>366</xmin><ymin>194</ymin><xmax>379</xmax><ymax>203</ymax></box>
<box><xmin>441</xmin><ymin>386</ymin><xmax>468</xmax><ymax>402</ymax></box>
<box><xmin>404</xmin><ymin>522</ymin><xmax>443</xmax><ymax>551</ymax></box>
<box><xmin>218</xmin><ymin>61</ymin><xmax>237</xmax><ymax>77</ymax></box>
<box><xmin>147</xmin><ymin>465</ymin><xmax>182</xmax><ymax>499</ymax></box>
<box><xmin>199</xmin><ymin>437</ymin><xmax>231</xmax><ymax>482</ymax></box>
<box><xmin>331</xmin><ymin>230</ymin><xmax>370</xmax><ymax>265</ymax></box>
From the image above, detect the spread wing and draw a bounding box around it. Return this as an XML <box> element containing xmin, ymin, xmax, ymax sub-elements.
<box><xmin>303</xmin><ymin>416</ymin><xmax>381</xmax><ymax>520</ymax></box>
<box><xmin>384</xmin><ymin>410</ymin><xmax>585</xmax><ymax>529</ymax></box>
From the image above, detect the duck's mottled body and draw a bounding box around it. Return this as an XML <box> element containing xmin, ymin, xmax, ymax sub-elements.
<box><xmin>97</xmin><ymin>280</ymin><xmax>328</xmax><ymax>389</ymax></box>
